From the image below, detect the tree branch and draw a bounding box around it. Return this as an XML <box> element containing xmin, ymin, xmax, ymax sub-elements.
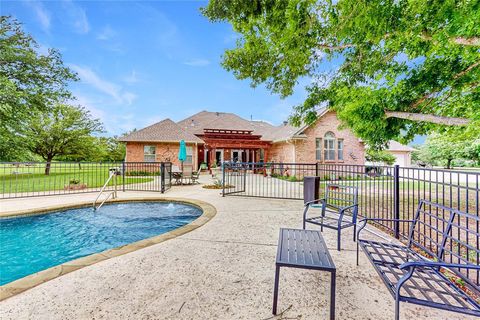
<box><xmin>320</xmin><ymin>35</ymin><xmax>480</xmax><ymax>52</ymax></box>
<box><xmin>410</xmin><ymin>59</ymin><xmax>480</xmax><ymax>109</ymax></box>
<box><xmin>318</xmin><ymin>43</ymin><xmax>355</xmax><ymax>50</ymax></box>
<box><xmin>451</xmin><ymin>37</ymin><xmax>480</xmax><ymax>46</ymax></box>
<box><xmin>453</xmin><ymin>60</ymin><xmax>480</xmax><ymax>79</ymax></box>
<box><xmin>421</xmin><ymin>33</ymin><xmax>480</xmax><ymax>46</ymax></box>
<box><xmin>385</xmin><ymin>111</ymin><xmax>470</xmax><ymax>126</ymax></box>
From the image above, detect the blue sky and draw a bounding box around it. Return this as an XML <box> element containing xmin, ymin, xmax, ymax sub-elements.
<box><xmin>3</xmin><ymin>0</ymin><xmax>309</xmax><ymax>136</ymax></box>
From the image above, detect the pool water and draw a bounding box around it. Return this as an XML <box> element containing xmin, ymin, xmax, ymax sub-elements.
<box><xmin>0</xmin><ymin>202</ymin><xmax>202</xmax><ymax>285</ymax></box>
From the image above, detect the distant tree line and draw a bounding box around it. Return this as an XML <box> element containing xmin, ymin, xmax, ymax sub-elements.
<box><xmin>413</xmin><ymin>133</ymin><xmax>480</xmax><ymax>169</ymax></box>
<box><xmin>1</xmin><ymin>16</ymin><xmax>126</xmax><ymax>173</ymax></box>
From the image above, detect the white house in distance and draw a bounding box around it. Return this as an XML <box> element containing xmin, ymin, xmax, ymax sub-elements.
<box><xmin>387</xmin><ymin>140</ymin><xmax>416</xmax><ymax>167</ymax></box>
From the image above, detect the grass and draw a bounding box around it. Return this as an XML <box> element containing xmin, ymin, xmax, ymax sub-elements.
<box><xmin>0</xmin><ymin>163</ymin><xmax>154</xmax><ymax>194</ymax></box>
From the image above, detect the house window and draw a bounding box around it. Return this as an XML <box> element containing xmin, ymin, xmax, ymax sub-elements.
<box><xmin>324</xmin><ymin>132</ymin><xmax>336</xmax><ymax>161</ymax></box>
<box><xmin>338</xmin><ymin>139</ymin><xmax>344</xmax><ymax>161</ymax></box>
<box><xmin>144</xmin><ymin>145</ymin><xmax>156</xmax><ymax>162</ymax></box>
<box><xmin>315</xmin><ymin>138</ymin><xmax>322</xmax><ymax>161</ymax></box>
<box><xmin>186</xmin><ymin>146</ymin><xmax>193</xmax><ymax>164</ymax></box>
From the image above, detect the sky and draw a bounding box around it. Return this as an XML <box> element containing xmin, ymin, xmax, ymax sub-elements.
<box><xmin>2</xmin><ymin>0</ymin><xmax>310</xmax><ymax>136</ymax></box>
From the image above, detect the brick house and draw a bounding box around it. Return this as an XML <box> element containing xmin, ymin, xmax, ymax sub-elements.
<box><xmin>119</xmin><ymin>109</ymin><xmax>366</xmax><ymax>168</ymax></box>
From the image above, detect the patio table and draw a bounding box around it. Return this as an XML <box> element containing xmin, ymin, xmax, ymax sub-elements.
<box><xmin>273</xmin><ymin>228</ymin><xmax>336</xmax><ymax>319</ymax></box>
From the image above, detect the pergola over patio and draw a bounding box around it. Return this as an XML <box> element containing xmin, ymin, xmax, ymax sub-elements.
<box><xmin>198</xmin><ymin>128</ymin><xmax>272</xmax><ymax>166</ymax></box>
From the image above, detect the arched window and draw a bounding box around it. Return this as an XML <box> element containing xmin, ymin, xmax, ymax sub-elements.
<box><xmin>324</xmin><ymin>131</ymin><xmax>336</xmax><ymax>161</ymax></box>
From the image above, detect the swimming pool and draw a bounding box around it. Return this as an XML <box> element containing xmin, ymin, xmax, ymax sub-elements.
<box><xmin>0</xmin><ymin>201</ymin><xmax>202</xmax><ymax>285</ymax></box>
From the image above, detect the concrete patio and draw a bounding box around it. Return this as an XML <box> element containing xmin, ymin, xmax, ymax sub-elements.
<box><xmin>0</xmin><ymin>175</ymin><xmax>476</xmax><ymax>320</ymax></box>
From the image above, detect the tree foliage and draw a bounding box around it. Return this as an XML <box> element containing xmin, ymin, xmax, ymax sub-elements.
<box><xmin>202</xmin><ymin>0</ymin><xmax>480</xmax><ymax>148</ymax></box>
<box><xmin>25</xmin><ymin>104</ymin><xmax>103</xmax><ymax>174</ymax></box>
<box><xmin>0</xmin><ymin>16</ymin><xmax>78</xmax><ymax>160</ymax></box>
<box><xmin>413</xmin><ymin>133</ymin><xmax>479</xmax><ymax>168</ymax></box>
<box><xmin>366</xmin><ymin>149</ymin><xmax>396</xmax><ymax>165</ymax></box>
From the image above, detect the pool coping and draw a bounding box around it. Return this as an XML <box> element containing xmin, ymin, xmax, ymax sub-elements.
<box><xmin>0</xmin><ymin>197</ymin><xmax>217</xmax><ymax>302</ymax></box>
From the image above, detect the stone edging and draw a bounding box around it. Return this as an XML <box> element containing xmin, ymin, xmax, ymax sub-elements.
<box><xmin>0</xmin><ymin>197</ymin><xmax>217</xmax><ymax>301</ymax></box>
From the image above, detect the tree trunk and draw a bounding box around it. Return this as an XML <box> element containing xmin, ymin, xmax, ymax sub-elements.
<box><xmin>446</xmin><ymin>158</ymin><xmax>453</xmax><ymax>169</ymax></box>
<box><xmin>385</xmin><ymin>111</ymin><xmax>470</xmax><ymax>126</ymax></box>
<box><xmin>78</xmin><ymin>162</ymin><xmax>81</xmax><ymax>169</ymax></box>
<box><xmin>45</xmin><ymin>157</ymin><xmax>53</xmax><ymax>175</ymax></box>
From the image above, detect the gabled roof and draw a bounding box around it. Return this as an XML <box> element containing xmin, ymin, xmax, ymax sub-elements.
<box><xmin>119</xmin><ymin>118</ymin><xmax>203</xmax><ymax>143</ymax></box>
<box><xmin>120</xmin><ymin>109</ymin><xmax>336</xmax><ymax>144</ymax></box>
<box><xmin>177</xmin><ymin>111</ymin><xmax>278</xmax><ymax>136</ymax></box>
<box><xmin>388</xmin><ymin>140</ymin><xmax>417</xmax><ymax>152</ymax></box>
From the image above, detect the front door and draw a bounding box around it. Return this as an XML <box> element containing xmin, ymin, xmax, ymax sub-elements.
<box><xmin>232</xmin><ymin>150</ymin><xmax>243</xmax><ymax>162</ymax></box>
<box><xmin>215</xmin><ymin>150</ymin><xmax>224</xmax><ymax>165</ymax></box>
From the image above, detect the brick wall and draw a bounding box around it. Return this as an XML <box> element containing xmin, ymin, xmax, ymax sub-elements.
<box><xmin>269</xmin><ymin>142</ymin><xmax>295</xmax><ymax>163</ymax></box>
<box><xmin>294</xmin><ymin>111</ymin><xmax>365</xmax><ymax>165</ymax></box>
<box><xmin>125</xmin><ymin>142</ymin><xmax>198</xmax><ymax>168</ymax></box>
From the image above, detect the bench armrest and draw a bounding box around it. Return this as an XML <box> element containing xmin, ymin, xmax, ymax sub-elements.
<box><xmin>304</xmin><ymin>198</ymin><xmax>325</xmax><ymax>207</ymax></box>
<box><xmin>400</xmin><ymin>260</ymin><xmax>480</xmax><ymax>271</ymax></box>
<box><xmin>340</xmin><ymin>203</ymin><xmax>358</xmax><ymax>212</ymax></box>
<box><xmin>357</xmin><ymin>218</ymin><xmax>416</xmax><ymax>239</ymax></box>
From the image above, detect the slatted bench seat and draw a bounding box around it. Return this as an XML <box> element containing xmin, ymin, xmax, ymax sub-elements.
<box><xmin>357</xmin><ymin>200</ymin><xmax>480</xmax><ymax>319</ymax></box>
<box><xmin>273</xmin><ymin>228</ymin><xmax>336</xmax><ymax>319</ymax></box>
<box><xmin>303</xmin><ymin>183</ymin><xmax>359</xmax><ymax>251</ymax></box>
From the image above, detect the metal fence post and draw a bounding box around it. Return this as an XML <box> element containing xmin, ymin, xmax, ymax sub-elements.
<box><xmin>315</xmin><ymin>162</ymin><xmax>319</xmax><ymax>177</ymax></box>
<box><xmin>222</xmin><ymin>162</ymin><xmax>226</xmax><ymax>197</ymax></box>
<box><xmin>160</xmin><ymin>162</ymin><xmax>165</xmax><ymax>193</ymax></box>
<box><xmin>122</xmin><ymin>161</ymin><xmax>126</xmax><ymax>192</ymax></box>
<box><xmin>393</xmin><ymin>165</ymin><xmax>400</xmax><ymax>239</ymax></box>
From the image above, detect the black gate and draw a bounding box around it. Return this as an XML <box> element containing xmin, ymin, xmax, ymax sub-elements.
<box><xmin>222</xmin><ymin>162</ymin><xmax>317</xmax><ymax>199</ymax></box>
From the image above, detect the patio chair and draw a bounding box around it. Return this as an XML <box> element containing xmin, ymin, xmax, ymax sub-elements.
<box><xmin>191</xmin><ymin>167</ymin><xmax>201</xmax><ymax>184</ymax></box>
<box><xmin>302</xmin><ymin>178</ymin><xmax>359</xmax><ymax>251</ymax></box>
<box><xmin>181</xmin><ymin>165</ymin><xmax>193</xmax><ymax>184</ymax></box>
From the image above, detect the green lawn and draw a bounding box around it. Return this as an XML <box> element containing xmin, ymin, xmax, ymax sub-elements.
<box><xmin>0</xmin><ymin>163</ymin><xmax>154</xmax><ymax>194</ymax></box>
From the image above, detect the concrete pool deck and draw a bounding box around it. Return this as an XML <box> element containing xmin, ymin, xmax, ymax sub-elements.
<box><xmin>0</xmin><ymin>175</ymin><xmax>476</xmax><ymax>319</ymax></box>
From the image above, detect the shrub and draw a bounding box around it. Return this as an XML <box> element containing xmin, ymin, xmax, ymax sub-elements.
<box><xmin>69</xmin><ymin>179</ymin><xmax>80</xmax><ymax>185</ymax></box>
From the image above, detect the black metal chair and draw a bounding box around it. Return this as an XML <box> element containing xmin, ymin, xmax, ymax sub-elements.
<box><xmin>357</xmin><ymin>200</ymin><xmax>480</xmax><ymax>319</ymax></box>
<box><xmin>303</xmin><ymin>183</ymin><xmax>359</xmax><ymax>251</ymax></box>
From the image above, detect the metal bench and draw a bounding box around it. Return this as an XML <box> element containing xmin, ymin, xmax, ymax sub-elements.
<box><xmin>357</xmin><ymin>200</ymin><xmax>480</xmax><ymax>319</ymax></box>
<box><xmin>273</xmin><ymin>228</ymin><xmax>336</xmax><ymax>319</ymax></box>
<box><xmin>303</xmin><ymin>184</ymin><xmax>359</xmax><ymax>251</ymax></box>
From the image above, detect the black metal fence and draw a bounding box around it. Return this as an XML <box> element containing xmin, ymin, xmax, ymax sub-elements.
<box><xmin>0</xmin><ymin>161</ymin><xmax>172</xmax><ymax>199</ymax></box>
<box><xmin>223</xmin><ymin>162</ymin><xmax>480</xmax><ymax>286</ymax></box>
<box><xmin>222</xmin><ymin>162</ymin><xmax>479</xmax><ymax>235</ymax></box>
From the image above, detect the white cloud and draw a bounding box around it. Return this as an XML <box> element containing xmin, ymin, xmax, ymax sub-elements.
<box><xmin>183</xmin><ymin>59</ymin><xmax>210</xmax><ymax>67</ymax></box>
<box><xmin>73</xmin><ymin>93</ymin><xmax>106</xmax><ymax>120</ymax></box>
<box><xmin>122</xmin><ymin>70</ymin><xmax>140</xmax><ymax>84</ymax></box>
<box><xmin>69</xmin><ymin>64</ymin><xmax>136</xmax><ymax>106</ymax></box>
<box><xmin>62</xmin><ymin>0</ymin><xmax>90</xmax><ymax>34</ymax></box>
<box><xmin>25</xmin><ymin>1</ymin><xmax>51</xmax><ymax>32</ymax></box>
<box><xmin>97</xmin><ymin>25</ymin><xmax>116</xmax><ymax>41</ymax></box>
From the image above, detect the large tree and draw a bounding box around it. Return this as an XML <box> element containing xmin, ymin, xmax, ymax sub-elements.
<box><xmin>202</xmin><ymin>0</ymin><xmax>480</xmax><ymax>148</ymax></box>
<box><xmin>25</xmin><ymin>104</ymin><xmax>103</xmax><ymax>174</ymax></box>
<box><xmin>413</xmin><ymin>132</ymin><xmax>479</xmax><ymax>168</ymax></box>
<box><xmin>0</xmin><ymin>16</ymin><xmax>77</xmax><ymax>160</ymax></box>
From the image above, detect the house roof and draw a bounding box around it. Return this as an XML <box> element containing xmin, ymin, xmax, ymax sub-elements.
<box><xmin>120</xmin><ymin>109</ymin><xmax>334</xmax><ymax>144</ymax></box>
<box><xmin>119</xmin><ymin>118</ymin><xmax>203</xmax><ymax>143</ymax></box>
<box><xmin>387</xmin><ymin>140</ymin><xmax>416</xmax><ymax>152</ymax></box>
<box><xmin>177</xmin><ymin>111</ymin><xmax>279</xmax><ymax>136</ymax></box>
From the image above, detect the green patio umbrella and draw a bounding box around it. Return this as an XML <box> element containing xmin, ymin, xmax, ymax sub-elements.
<box><xmin>178</xmin><ymin>140</ymin><xmax>187</xmax><ymax>171</ymax></box>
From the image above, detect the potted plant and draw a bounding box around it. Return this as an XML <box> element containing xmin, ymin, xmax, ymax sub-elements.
<box><xmin>64</xmin><ymin>178</ymin><xmax>87</xmax><ymax>190</ymax></box>
<box><xmin>210</xmin><ymin>162</ymin><xmax>218</xmax><ymax>176</ymax></box>
<box><xmin>264</xmin><ymin>163</ymin><xmax>271</xmax><ymax>177</ymax></box>
<box><xmin>200</xmin><ymin>162</ymin><xmax>208</xmax><ymax>170</ymax></box>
